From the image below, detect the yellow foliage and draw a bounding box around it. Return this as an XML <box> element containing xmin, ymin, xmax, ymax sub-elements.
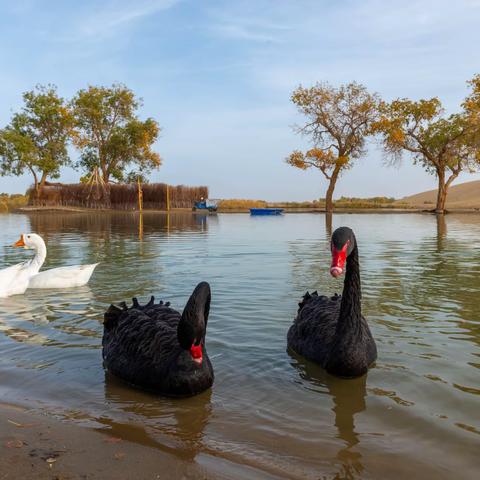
<box><xmin>286</xmin><ymin>150</ymin><xmax>308</xmax><ymax>169</ymax></box>
<box><xmin>391</xmin><ymin>129</ymin><xmax>405</xmax><ymax>144</ymax></box>
<box><xmin>305</xmin><ymin>148</ymin><xmax>336</xmax><ymax>165</ymax></box>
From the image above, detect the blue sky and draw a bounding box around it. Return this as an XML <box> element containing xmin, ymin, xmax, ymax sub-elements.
<box><xmin>0</xmin><ymin>0</ymin><xmax>479</xmax><ymax>200</ymax></box>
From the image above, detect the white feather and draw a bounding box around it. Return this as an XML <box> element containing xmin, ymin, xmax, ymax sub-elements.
<box><xmin>0</xmin><ymin>233</ymin><xmax>98</xmax><ymax>297</ymax></box>
<box><xmin>0</xmin><ymin>261</ymin><xmax>34</xmax><ymax>298</ymax></box>
<box><xmin>28</xmin><ymin>263</ymin><xmax>99</xmax><ymax>289</ymax></box>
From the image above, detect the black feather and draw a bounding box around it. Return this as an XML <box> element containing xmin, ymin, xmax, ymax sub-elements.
<box><xmin>146</xmin><ymin>296</ymin><xmax>155</xmax><ymax>307</ymax></box>
<box><xmin>287</xmin><ymin>227</ymin><xmax>377</xmax><ymax>378</ymax></box>
<box><xmin>102</xmin><ymin>282</ymin><xmax>214</xmax><ymax>397</ymax></box>
<box><xmin>104</xmin><ymin>305</ymin><xmax>122</xmax><ymax>329</ymax></box>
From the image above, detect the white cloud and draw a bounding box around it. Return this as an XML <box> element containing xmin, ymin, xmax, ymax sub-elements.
<box><xmin>212</xmin><ymin>23</ymin><xmax>282</xmax><ymax>43</ymax></box>
<box><xmin>207</xmin><ymin>3</ymin><xmax>292</xmax><ymax>44</ymax></box>
<box><xmin>69</xmin><ymin>0</ymin><xmax>181</xmax><ymax>40</ymax></box>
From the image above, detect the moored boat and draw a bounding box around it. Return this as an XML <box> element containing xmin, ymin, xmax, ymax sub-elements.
<box><xmin>250</xmin><ymin>208</ymin><xmax>284</xmax><ymax>215</ymax></box>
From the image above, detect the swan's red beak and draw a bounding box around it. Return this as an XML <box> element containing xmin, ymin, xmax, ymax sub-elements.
<box><xmin>330</xmin><ymin>242</ymin><xmax>349</xmax><ymax>277</ymax></box>
<box><xmin>190</xmin><ymin>344</ymin><xmax>203</xmax><ymax>365</ymax></box>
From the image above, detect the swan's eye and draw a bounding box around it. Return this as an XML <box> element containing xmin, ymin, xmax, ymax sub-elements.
<box><xmin>27</xmin><ymin>235</ymin><xmax>30</xmax><ymax>239</ymax></box>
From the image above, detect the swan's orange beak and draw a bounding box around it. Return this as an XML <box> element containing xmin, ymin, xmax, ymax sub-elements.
<box><xmin>330</xmin><ymin>242</ymin><xmax>349</xmax><ymax>277</ymax></box>
<box><xmin>13</xmin><ymin>235</ymin><xmax>25</xmax><ymax>248</ymax></box>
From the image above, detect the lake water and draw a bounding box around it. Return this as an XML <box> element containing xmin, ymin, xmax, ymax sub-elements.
<box><xmin>0</xmin><ymin>212</ymin><xmax>479</xmax><ymax>479</ymax></box>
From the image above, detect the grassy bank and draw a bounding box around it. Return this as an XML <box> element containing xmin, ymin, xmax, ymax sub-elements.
<box><xmin>217</xmin><ymin>196</ymin><xmax>409</xmax><ymax>211</ymax></box>
<box><xmin>0</xmin><ymin>193</ymin><xmax>28</xmax><ymax>212</ymax></box>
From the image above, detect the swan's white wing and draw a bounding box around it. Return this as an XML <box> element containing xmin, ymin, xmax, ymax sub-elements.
<box><xmin>0</xmin><ymin>261</ymin><xmax>32</xmax><ymax>297</ymax></box>
<box><xmin>0</xmin><ymin>262</ymin><xmax>26</xmax><ymax>281</ymax></box>
<box><xmin>28</xmin><ymin>263</ymin><xmax>98</xmax><ymax>289</ymax></box>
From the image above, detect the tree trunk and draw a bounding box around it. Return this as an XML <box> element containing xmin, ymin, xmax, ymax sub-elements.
<box><xmin>435</xmin><ymin>168</ymin><xmax>459</xmax><ymax>214</ymax></box>
<box><xmin>35</xmin><ymin>172</ymin><xmax>49</xmax><ymax>206</ymax></box>
<box><xmin>33</xmin><ymin>180</ymin><xmax>40</xmax><ymax>206</ymax></box>
<box><xmin>39</xmin><ymin>172</ymin><xmax>48</xmax><ymax>188</ymax></box>
<box><xmin>28</xmin><ymin>167</ymin><xmax>40</xmax><ymax>206</ymax></box>
<box><xmin>102</xmin><ymin>166</ymin><xmax>109</xmax><ymax>184</ymax></box>
<box><xmin>325</xmin><ymin>166</ymin><xmax>341</xmax><ymax>213</ymax></box>
<box><xmin>435</xmin><ymin>169</ymin><xmax>447</xmax><ymax>214</ymax></box>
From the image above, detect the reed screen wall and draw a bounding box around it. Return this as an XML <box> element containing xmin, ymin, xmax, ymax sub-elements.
<box><xmin>28</xmin><ymin>183</ymin><xmax>209</xmax><ymax>210</ymax></box>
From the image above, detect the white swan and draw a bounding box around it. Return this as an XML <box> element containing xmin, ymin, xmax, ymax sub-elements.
<box><xmin>0</xmin><ymin>234</ymin><xmax>45</xmax><ymax>297</ymax></box>
<box><xmin>12</xmin><ymin>233</ymin><xmax>97</xmax><ymax>290</ymax></box>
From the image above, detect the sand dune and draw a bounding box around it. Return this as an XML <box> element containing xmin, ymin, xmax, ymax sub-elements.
<box><xmin>398</xmin><ymin>180</ymin><xmax>480</xmax><ymax>209</ymax></box>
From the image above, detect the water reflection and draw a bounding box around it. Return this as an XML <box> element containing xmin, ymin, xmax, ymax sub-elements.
<box><xmin>27</xmin><ymin>211</ymin><xmax>209</xmax><ymax>239</ymax></box>
<box><xmin>289</xmin><ymin>352</ymin><xmax>366</xmax><ymax>479</ymax></box>
<box><xmin>138</xmin><ymin>212</ymin><xmax>144</xmax><ymax>240</ymax></box>
<box><xmin>325</xmin><ymin>212</ymin><xmax>333</xmax><ymax>239</ymax></box>
<box><xmin>101</xmin><ymin>372</ymin><xmax>212</xmax><ymax>462</ymax></box>
<box><xmin>436</xmin><ymin>214</ymin><xmax>447</xmax><ymax>252</ymax></box>
<box><xmin>0</xmin><ymin>286</ymin><xmax>99</xmax><ymax>352</ymax></box>
<box><xmin>0</xmin><ymin>212</ymin><xmax>479</xmax><ymax>479</ymax></box>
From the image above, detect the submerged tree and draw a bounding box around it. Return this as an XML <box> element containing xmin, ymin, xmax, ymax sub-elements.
<box><xmin>0</xmin><ymin>85</ymin><xmax>74</xmax><ymax>202</ymax></box>
<box><xmin>71</xmin><ymin>84</ymin><xmax>161</xmax><ymax>183</ymax></box>
<box><xmin>373</xmin><ymin>94</ymin><xmax>478</xmax><ymax>214</ymax></box>
<box><xmin>287</xmin><ymin>82</ymin><xmax>379</xmax><ymax>212</ymax></box>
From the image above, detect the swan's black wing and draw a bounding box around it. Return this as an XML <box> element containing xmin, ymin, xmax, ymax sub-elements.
<box><xmin>102</xmin><ymin>297</ymin><xmax>213</xmax><ymax>396</ymax></box>
<box><xmin>103</xmin><ymin>298</ymin><xmax>182</xmax><ymax>382</ymax></box>
<box><xmin>287</xmin><ymin>291</ymin><xmax>341</xmax><ymax>367</ymax></box>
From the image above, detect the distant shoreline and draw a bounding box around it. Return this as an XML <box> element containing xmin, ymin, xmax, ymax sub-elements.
<box><xmin>12</xmin><ymin>206</ymin><xmax>480</xmax><ymax>214</ymax></box>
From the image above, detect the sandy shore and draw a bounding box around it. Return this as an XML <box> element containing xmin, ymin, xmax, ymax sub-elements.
<box><xmin>0</xmin><ymin>403</ymin><xmax>214</xmax><ymax>480</ymax></box>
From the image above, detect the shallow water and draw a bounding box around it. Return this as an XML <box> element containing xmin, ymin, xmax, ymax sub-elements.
<box><xmin>0</xmin><ymin>212</ymin><xmax>478</xmax><ymax>479</ymax></box>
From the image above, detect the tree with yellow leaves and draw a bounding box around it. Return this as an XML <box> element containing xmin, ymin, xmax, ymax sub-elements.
<box><xmin>287</xmin><ymin>82</ymin><xmax>379</xmax><ymax>212</ymax></box>
<box><xmin>463</xmin><ymin>74</ymin><xmax>480</xmax><ymax>161</ymax></box>
<box><xmin>373</xmin><ymin>79</ymin><xmax>479</xmax><ymax>213</ymax></box>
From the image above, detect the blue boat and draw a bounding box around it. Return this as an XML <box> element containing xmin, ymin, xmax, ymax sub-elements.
<box><xmin>250</xmin><ymin>208</ymin><xmax>284</xmax><ymax>216</ymax></box>
<box><xmin>193</xmin><ymin>198</ymin><xmax>219</xmax><ymax>212</ymax></box>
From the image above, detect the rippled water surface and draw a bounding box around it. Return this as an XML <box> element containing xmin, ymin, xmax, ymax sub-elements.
<box><xmin>0</xmin><ymin>212</ymin><xmax>479</xmax><ymax>479</ymax></box>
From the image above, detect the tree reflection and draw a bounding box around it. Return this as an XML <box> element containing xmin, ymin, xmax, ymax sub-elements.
<box><xmin>436</xmin><ymin>214</ymin><xmax>447</xmax><ymax>252</ymax></box>
<box><xmin>373</xmin><ymin>213</ymin><xmax>480</xmax><ymax>347</ymax></box>
<box><xmin>24</xmin><ymin>212</ymin><xmax>213</xmax><ymax>301</ymax></box>
<box><xmin>325</xmin><ymin>212</ymin><xmax>333</xmax><ymax>239</ymax></box>
<box><xmin>27</xmin><ymin>211</ymin><xmax>210</xmax><ymax>240</ymax></box>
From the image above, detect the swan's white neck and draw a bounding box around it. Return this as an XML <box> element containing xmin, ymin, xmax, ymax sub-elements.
<box><xmin>27</xmin><ymin>240</ymin><xmax>46</xmax><ymax>274</ymax></box>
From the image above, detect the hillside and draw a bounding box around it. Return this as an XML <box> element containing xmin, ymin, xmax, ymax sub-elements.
<box><xmin>398</xmin><ymin>180</ymin><xmax>480</xmax><ymax>209</ymax></box>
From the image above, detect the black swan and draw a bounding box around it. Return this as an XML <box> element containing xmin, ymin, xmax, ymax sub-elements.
<box><xmin>102</xmin><ymin>282</ymin><xmax>214</xmax><ymax>397</ymax></box>
<box><xmin>287</xmin><ymin>227</ymin><xmax>377</xmax><ymax>377</ymax></box>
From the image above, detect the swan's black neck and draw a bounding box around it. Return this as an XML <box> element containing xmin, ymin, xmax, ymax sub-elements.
<box><xmin>337</xmin><ymin>245</ymin><xmax>362</xmax><ymax>334</ymax></box>
<box><xmin>177</xmin><ymin>282</ymin><xmax>211</xmax><ymax>349</ymax></box>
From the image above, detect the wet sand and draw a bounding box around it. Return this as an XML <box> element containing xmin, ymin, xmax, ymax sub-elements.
<box><xmin>0</xmin><ymin>403</ymin><xmax>282</xmax><ymax>480</ymax></box>
<box><xmin>0</xmin><ymin>403</ymin><xmax>212</xmax><ymax>480</ymax></box>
